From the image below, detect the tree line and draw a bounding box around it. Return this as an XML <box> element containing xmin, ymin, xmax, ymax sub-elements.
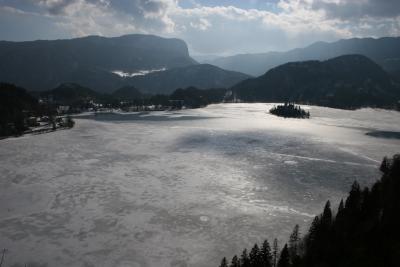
<box><xmin>0</xmin><ymin>83</ymin><xmax>43</xmax><ymax>136</ymax></box>
<box><xmin>0</xmin><ymin>83</ymin><xmax>75</xmax><ymax>137</ymax></box>
<box><xmin>219</xmin><ymin>154</ymin><xmax>400</xmax><ymax>267</ymax></box>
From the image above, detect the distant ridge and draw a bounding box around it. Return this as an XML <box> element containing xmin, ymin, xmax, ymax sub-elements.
<box><xmin>207</xmin><ymin>37</ymin><xmax>400</xmax><ymax>76</ymax></box>
<box><xmin>0</xmin><ymin>34</ymin><xmax>197</xmax><ymax>92</ymax></box>
<box><xmin>231</xmin><ymin>54</ymin><xmax>400</xmax><ymax>109</ymax></box>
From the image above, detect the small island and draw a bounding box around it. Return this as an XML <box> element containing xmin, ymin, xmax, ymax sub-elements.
<box><xmin>269</xmin><ymin>102</ymin><xmax>310</xmax><ymax>118</ymax></box>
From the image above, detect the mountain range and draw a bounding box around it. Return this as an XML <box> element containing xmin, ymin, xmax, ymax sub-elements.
<box><xmin>1</xmin><ymin>34</ymin><xmax>400</xmax><ymax>110</ymax></box>
<box><xmin>0</xmin><ymin>34</ymin><xmax>249</xmax><ymax>93</ymax></box>
<box><xmin>207</xmin><ymin>37</ymin><xmax>400</xmax><ymax>76</ymax></box>
<box><xmin>231</xmin><ymin>54</ymin><xmax>400</xmax><ymax>109</ymax></box>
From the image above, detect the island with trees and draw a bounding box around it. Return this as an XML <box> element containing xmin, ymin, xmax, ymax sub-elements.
<box><xmin>269</xmin><ymin>103</ymin><xmax>310</xmax><ymax>119</ymax></box>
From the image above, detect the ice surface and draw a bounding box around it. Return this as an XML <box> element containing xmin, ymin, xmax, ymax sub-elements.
<box><xmin>0</xmin><ymin>103</ymin><xmax>399</xmax><ymax>267</ymax></box>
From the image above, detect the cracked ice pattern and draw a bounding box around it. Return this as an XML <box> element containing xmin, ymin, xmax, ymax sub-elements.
<box><xmin>0</xmin><ymin>103</ymin><xmax>399</xmax><ymax>267</ymax></box>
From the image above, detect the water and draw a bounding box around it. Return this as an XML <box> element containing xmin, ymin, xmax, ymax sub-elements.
<box><xmin>0</xmin><ymin>103</ymin><xmax>399</xmax><ymax>267</ymax></box>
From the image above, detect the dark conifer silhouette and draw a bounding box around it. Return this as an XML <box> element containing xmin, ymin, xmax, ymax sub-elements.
<box><xmin>218</xmin><ymin>154</ymin><xmax>400</xmax><ymax>267</ymax></box>
<box><xmin>277</xmin><ymin>245</ymin><xmax>290</xmax><ymax>267</ymax></box>
<box><xmin>220</xmin><ymin>257</ymin><xmax>228</xmax><ymax>267</ymax></box>
<box><xmin>249</xmin><ymin>243</ymin><xmax>263</xmax><ymax>267</ymax></box>
<box><xmin>241</xmin><ymin>248</ymin><xmax>250</xmax><ymax>267</ymax></box>
<box><xmin>261</xmin><ymin>239</ymin><xmax>273</xmax><ymax>267</ymax></box>
<box><xmin>269</xmin><ymin>103</ymin><xmax>310</xmax><ymax>119</ymax></box>
<box><xmin>272</xmin><ymin>238</ymin><xmax>279</xmax><ymax>267</ymax></box>
<box><xmin>230</xmin><ymin>255</ymin><xmax>240</xmax><ymax>267</ymax></box>
<box><xmin>288</xmin><ymin>225</ymin><xmax>300</xmax><ymax>265</ymax></box>
<box><xmin>380</xmin><ymin>156</ymin><xmax>390</xmax><ymax>173</ymax></box>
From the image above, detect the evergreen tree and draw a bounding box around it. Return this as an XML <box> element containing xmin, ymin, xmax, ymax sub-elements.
<box><xmin>277</xmin><ymin>244</ymin><xmax>290</xmax><ymax>267</ymax></box>
<box><xmin>304</xmin><ymin>216</ymin><xmax>321</xmax><ymax>265</ymax></box>
<box><xmin>261</xmin><ymin>240</ymin><xmax>272</xmax><ymax>267</ymax></box>
<box><xmin>241</xmin><ymin>249</ymin><xmax>250</xmax><ymax>267</ymax></box>
<box><xmin>306</xmin><ymin>216</ymin><xmax>320</xmax><ymax>245</ymax></box>
<box><xmin>321</xmin><ymin>201</ymin><xmax>332</xmax><ymax>227</ymax></box>
<box><xmin>230</xmin><ymin>255</ymin><xmax>240</xmax><ymax>267</ymax></box>
<box><xmin>249</xmin><ymin>243</ymin><xmax>262</xmax><ymax>267</ymax></box>
<box><xmin>272</xmin><ymin>238</ymin><xmax>279</xmax><ymax>267</ymax></box>
<box><xmin>337</xmin><ymin>199</ymin><xmax>344</xmax><ymax>215</ymax></box>
<box><xmin>345</xmin><ymin>181</ymin><xmax>361</xmax><ymax>212</ymax></box>
<box><xmin>334</xmin><ymin>199</ymin><xmax>346</xmax><ymax>231</ymax></box>
<box><xmin>380</xmin><ymin>156</ymin><xmax>390</xmax><ymax>174</ymax></box>
<box><xmin>218</xmin><ymin>155</ymin><xmax>400</xmax><ymax>267</ymax></box>
<box><xmin>288</xmin><ymin>225</ymin><xmax>300</xmax><ymax>263</ymax></box>
<box><xmin>220</xmin><ymin>257</ymin><xmax>228</xmax><ymax>267</ymax></box>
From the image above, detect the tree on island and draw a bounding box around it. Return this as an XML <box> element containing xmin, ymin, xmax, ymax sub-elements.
<box><xmin>269</xmin><ymin>103</ymin><xmax>310</xmax><ymax>119</ymax></box>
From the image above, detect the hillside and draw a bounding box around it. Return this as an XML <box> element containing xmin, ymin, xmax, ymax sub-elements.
<box><xmin>0</xmin><ymin>34</ymin><xmax>197</xmax><ymax>92</ymax></box>
<box><xmin>0</xmin><ymin>83</ymin><xmax>39</xmax><ymax>136</ymax></box>
<box><xmin>112</xmin><ymin>86</ymin><xmax>144</xmax><ymax>101</ymax></box>
<box><xmin>40</xmin><ymin>83</ymin><xmax>102</xmax><ymax>106</ymax></box>
<box><xmin>208</xmin><ymin>37</ymin><xmax>400</xmax><ymax>76</ymax></box>
<box><xmin>232</xmin><ymin>55</ymin><xmax>400</xmax><ymax>109</ymax></box>
<box><xmin>127</xmin><ymin>64</ymin><xmax>250</xmax><ymax>94</ymax></box>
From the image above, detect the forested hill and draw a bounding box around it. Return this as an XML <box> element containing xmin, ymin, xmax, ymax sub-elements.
<box><xmin>231</xmin><ymin>55</ymin><xmax>400</xmax><ymax>109</ymax></box>
<box><xmin>218</xmin><ymin>154</ymin><xmax>400</xmax><ymax>267</ymax></box>
<box><xmin>40</xmin><ymin>83</ymin><xmax>101</xmax><ymax>105</ymax></box>
<box><xmin>0</xmin><ymin>83</ymin><xmax>39</xmax><ymax>136</ymax></box>
<box><xmin>0</xmin><ymin>34</ymin><xmax>196</xmax><ymax>92</ymax></box>
<box><xmin>127</xmin><ymin>64</ymin><xmax>250</xmax><ymax>94</ymax></box>
<box><xmin>207</xmin><ymin>37</ymin><xmax>400</xmax><ymax>76</ymax></box>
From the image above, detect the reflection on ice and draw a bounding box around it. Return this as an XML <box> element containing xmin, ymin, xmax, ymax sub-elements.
<box><xmin>0</xmin><ymin>103</ymin><xmax>399</xmax><ymax>267</ymax></box>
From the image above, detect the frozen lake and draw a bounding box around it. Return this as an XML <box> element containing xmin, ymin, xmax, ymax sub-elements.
<box><xmin>0</xmin><ymin>103</ymin><xmax>399</xmax><ymax>267</ymax></box>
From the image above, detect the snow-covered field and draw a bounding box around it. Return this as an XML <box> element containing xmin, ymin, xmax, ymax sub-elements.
<box><xmin>0</xmin><ymin>103</ymin><xmax>399</xmax><ymax>267</ymax></box>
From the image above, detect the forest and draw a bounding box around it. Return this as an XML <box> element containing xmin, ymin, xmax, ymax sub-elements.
<box><xmin>0</xmin><ymin>83</ymin><xmax>77</xmax><ymax>137</ymax></box>
<box><xmin>0</xmin><ymin>83</ymin><xmax>43</xmax><ymax>136</ymax></box>
<box><xmin>219</xmin><ymin>154</ymin><xmax>400</xmax><ymax>267</ymax></box>
<box><xmin>0</xmin><ymin>82</ymin><xmax>227</xmax><ymax>137</ymax></box>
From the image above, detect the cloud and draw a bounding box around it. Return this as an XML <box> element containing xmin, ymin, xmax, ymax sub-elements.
<box><xmin>189</xmin><ymin>18</ymin><xmax>211</xmax><ymax>31</ymax></box>
<box><xmin>311</xmin><ymin>0</ymin><xmax>400</xmax><ymax>20</ymax></box>
<box><xmin>33</xmin><ymin>0</ymin><xmax>177</xmax><ymax>36</ymax></box>
<box><xmin>0</xmin><ymin>0</ymin><xmax>399</xmax><ymax>54</ymax></box>
<box><xmin>169</xmin><ymin>2</ymin><xmax>351</xmax><ymax>54</ymax></box>
<box><xmin>39</xmin><ymin>0</ymin><xmax>78</xmax><ymax>15</ymax></box>
<box><xmin>0</xmin><ymin>5</ymin><xmax>71</xmax><ymax>41</ymax></box>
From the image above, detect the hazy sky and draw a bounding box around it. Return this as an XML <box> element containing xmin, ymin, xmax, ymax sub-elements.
<box><xmin>0</xmin><ymin>0</ymin><xmax>399</xmax><ymax>55</ymax></box>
